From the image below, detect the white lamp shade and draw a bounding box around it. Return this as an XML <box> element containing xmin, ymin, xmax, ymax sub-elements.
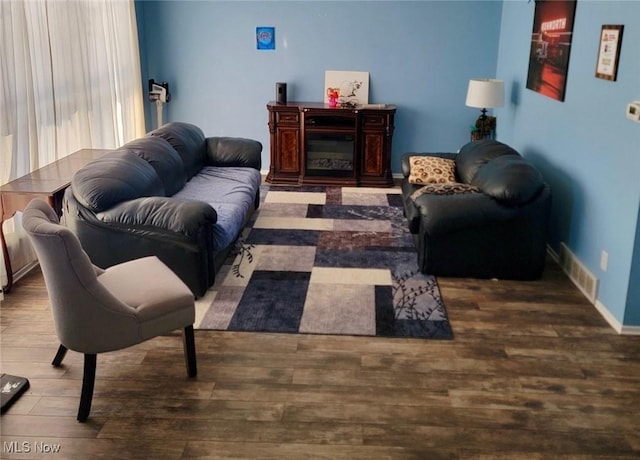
<box><xmin>466</xmin><ymin>79</ymin><xmax>504</xmax><ymax>109</ymax></box>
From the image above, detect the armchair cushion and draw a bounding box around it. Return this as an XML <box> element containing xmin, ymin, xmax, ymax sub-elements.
<box><xmin>471</xmin><ymin>155</ymin><xmax>544</xmax><ymax>205</ymax></box>
<box><xmin>96</xmin><ymin>256</ymin><xmax>195</xmax><ymax>339</ymax></box>
<box><xmin>455</xmin><ymin>139</ymin><xmax>519</xmax><ymax>184</ymax></box>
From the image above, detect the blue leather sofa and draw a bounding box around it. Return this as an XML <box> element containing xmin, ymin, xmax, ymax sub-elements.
<box><xmin>63</xmin><ymin>122</ymin><xmax>262</xmax><ymax>297</ymax></box>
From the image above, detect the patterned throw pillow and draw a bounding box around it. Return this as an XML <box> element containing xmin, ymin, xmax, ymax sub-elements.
<box><xmin>408</xmin><ymin>156</ymin><xmax>456</xmax><ymax>184</ymax></box>
<box><xmin>410</xmin><ymin>183</ymin><xmax>480</xmax><ymax>201</ymax></box>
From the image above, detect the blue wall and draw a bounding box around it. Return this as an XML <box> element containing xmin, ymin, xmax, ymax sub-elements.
<box><xmin>136</xmin><ymin>0</ymin><xmax>640</xmax><ymax>328</ymax></box>
<box><xmin>135</xmin><ymin>0</ymin><xmax>503</xmax><ymax>173</ymax></box>
<box><xmin>496</xmin><ymin>0</ymin><xmax>640</xmax><ymax>327</ymax></box>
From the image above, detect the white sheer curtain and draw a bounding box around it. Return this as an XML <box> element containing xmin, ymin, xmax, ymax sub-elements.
<box><xmin>0</xmin><ymin>0</ymin><xmax>146</xmax><ymax>288</ymax></box>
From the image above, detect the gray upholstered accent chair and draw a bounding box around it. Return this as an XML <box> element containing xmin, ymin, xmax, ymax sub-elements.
<box><xmin>22</xmin><ymin>199</ymin><xmax>197</xmax><ymax>422</ymax></box>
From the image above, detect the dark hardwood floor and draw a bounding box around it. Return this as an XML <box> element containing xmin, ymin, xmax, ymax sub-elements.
<box><xmin>1</xmin><ymin>259</ymin><xmax>639</xmax><ymax>459</ymax></box>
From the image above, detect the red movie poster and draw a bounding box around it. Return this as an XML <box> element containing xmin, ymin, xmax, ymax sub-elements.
<box><xmin>526</xmin><ymin>0</ymin><xmax>578</xmax><ymax>102</ymax></box>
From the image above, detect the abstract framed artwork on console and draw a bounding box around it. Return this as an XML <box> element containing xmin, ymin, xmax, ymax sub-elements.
<box><xmin>324</xmin><ymin>70</ymin><xmax>369</xmax><ymax>107</ymax></box>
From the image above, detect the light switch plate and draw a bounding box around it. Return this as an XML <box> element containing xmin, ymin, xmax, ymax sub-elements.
<box><xmin>626</xmin><ymin>101</ymin><xmax>640</xmax><ymax>122</ymax></box>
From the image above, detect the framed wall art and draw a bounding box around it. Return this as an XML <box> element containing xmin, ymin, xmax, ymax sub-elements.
<box><xmin>256</xmin><ymin>27</ymin><xmax>275</xmax><ymax>50</ymax></box>
<box><xmin>526</xmin><ymin>0</ymin><xmax>577</xmax><ymax>102</ymax></box>
<box><xmin>595</xmin><ymin>25</ymin><xmax>624</xmax><ymax>81</ymax></box>
<box><xmin>324</xmin><ymin>71</ymin><xmax>369</xmax><ymax>107</ymax></box>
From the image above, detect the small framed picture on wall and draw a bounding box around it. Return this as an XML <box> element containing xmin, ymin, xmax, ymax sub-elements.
<box><xmin>256</xmin><ymin>27</ymin><xmax>275</xmax><ymax>50</ymax></box>
<box><xmin>595</xmin><ymin>25</ymin><xmax>624</xmax><ymax>81</ymax></box>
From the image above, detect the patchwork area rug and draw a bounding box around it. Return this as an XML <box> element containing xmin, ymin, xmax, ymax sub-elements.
<box><xmin>195</xmin><ymin>185</ymin><xmax>453</xmax><ymax>339</ymax></box>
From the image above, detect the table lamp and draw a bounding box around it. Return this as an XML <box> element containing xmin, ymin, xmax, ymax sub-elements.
<box><xmin>466</xmin><ymin>78</ymin><xmax>504</xmax><ymax>140</ymax></box>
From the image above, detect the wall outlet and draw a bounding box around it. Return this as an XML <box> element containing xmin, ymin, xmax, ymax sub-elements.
<box><xmin>600</xmin><ymin>250</ymin><xmax>608</xmax><ymax>272</ymax></box>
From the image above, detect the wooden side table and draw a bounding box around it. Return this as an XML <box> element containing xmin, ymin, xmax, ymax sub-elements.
<box><xmin>1</xmin><ymin>148</ymin><xmax>111</xmax><ymax>292</ymax></box>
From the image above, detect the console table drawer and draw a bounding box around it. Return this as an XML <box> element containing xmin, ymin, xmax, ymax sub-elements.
<box><xmin>362</xmin><ymin>114</ymin><xmax>386</xmax><ymax>127</ymax></box>
<box><xmin>277</xmin><ymin>112</ymin><xmax>299</xmax><ymax>124</ymax></box>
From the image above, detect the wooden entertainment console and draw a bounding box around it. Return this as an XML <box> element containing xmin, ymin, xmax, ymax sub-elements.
<box><xmin>267</xmin><ymin>101</ymin><xmax>396</xmax><ymax>187</ymax></box>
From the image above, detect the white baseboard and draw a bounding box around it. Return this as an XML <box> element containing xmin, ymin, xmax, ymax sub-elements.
<box><xmin>2</xmin><ymin>261</ymin><xmax>40</xmax><ymax>295</ymax></box>
<box><xmin>547</xmin><ymin>245</ymin><xmax>639</xmax><ymax>335</ymax></box>
<box><xmin>594</xmin><ymin>299</ymin><xmax>624</xmax><ymax>334</ymax></box>
<box><xmin>620</xmin><ymin>325</ymin><xmax>640</xmax><ymax>335</ymax></box>
<box><xmin>594</xmin><ymin>300</ymin><xmax>640</xmax><ymax>335</ymax></box>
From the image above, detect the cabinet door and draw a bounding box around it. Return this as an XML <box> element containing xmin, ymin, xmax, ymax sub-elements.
<box><xmin>268</xmin><ymin>107</ymin><xmax>301</xmax><ymax>184</ymax></box>
<box><xmin>359</xmin><ymin>112</ymin><xmax>394</xmax><ymax>186</ymax></box>
<box><xmin>276</xmin><ymin>127</ymin><xmax>300</xmax><ymax>174</ymax></box>
<box><xmin>361</xmin><ymin>131</ymin><xmax>384</xmax><ymax>176</ymax></box>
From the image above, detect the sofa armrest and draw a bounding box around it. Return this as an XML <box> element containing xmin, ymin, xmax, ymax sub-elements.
<box><xmin>400</xmin><ymin>152</ymin><xmax>458</xmax><ymax>178</ymax></box>
<box><xmin>63</xmin><ymin>190</ymin><xmax>219</xmax><ymax>296</ymax></box>
<box><xmin>97</xmin><ymin>197</ymin><xmax>217</xmax><ymax>240</ymax></box>
<box><xmin>205</xmin><ymin>137</ymin><xmax>262</xmax><ymax>170</ymax></box>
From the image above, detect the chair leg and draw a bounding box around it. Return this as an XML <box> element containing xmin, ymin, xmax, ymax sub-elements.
<box><xmin>51</xmin><ymin>344</ymin><xmax>68</xmax><ymax>367</ymax></box>
<box><xmin>183</xmin><ymin>325</ymin><xmax>197</xmax><ymax>377</ymax></box>
<box><xmin>77</xmin><ymin>354</ymin><xmax>96</xmax><ymax>423</ymax></box>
